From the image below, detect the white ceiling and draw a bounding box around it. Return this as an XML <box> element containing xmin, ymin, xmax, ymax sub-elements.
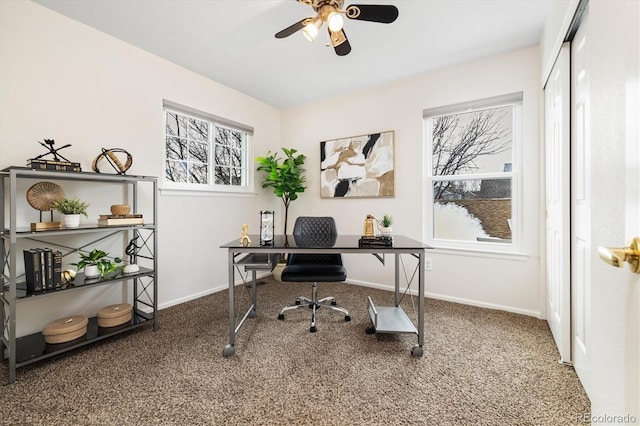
<box><xmin>34</xmin><ymin>0</ymin><xmax>555</xmax><ymax>109</ymax></box>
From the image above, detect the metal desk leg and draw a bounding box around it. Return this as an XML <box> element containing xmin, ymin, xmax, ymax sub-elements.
<box><xmin>413</xmin><ymin>251</ymin><xmax>425</xmax><ymax>357</ymax></box>
<box><xmin>223</xmin><ymin>250</ymin><xmax>236</xmax><ymax>357</ymax></box>
<box><xmin>249</xmin><ymin>270</ymin><xmax>257</xmax><ymax>317</ymax></box>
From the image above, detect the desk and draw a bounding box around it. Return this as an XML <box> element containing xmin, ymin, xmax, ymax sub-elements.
<box><xmin>220</xmin><ymin>235</ymin><xmax>430</xmax><ymax>357</ymax></box>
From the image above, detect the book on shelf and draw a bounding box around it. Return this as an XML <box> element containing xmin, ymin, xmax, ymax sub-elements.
<box><xmin>23</xmin><ymin>249</ymin><xmax>43</xmax><ymax>293</ymax></box>
<box><xmin>98</xmin><ymin>214</ymin><xmax>143</xmax><ymax>219</ymax></box>
<box><xmin>97</xmin><ymin>217</ymin><xmax>144</xmax><ymax>226</ymax></box>
<box><xmin>22</xmin><ymin>248</ymin><xmax>62</xmax><ymax>293</ymax></box>
<box><xmin>29</xmin><ymin>159</ymin><xmax>82</xmax><ymax>172</ymax></box>
<box><xmin>40</xmin><ymin>248</ymin><xmax>54</xmax><ymax>291</ymax></box>
<box><xmin>53</xmin><ymin>250</ymin><xmax>62</xmax><ymax>290</ymax></box>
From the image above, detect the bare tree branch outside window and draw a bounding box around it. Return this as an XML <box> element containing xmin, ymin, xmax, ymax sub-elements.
<box><xmin>164</xmin><ymin>110</ymin><xmax>248</xmax><ymax>188</ymax></box>
<box><xmin>429</xmin><ymin>102</ymin><xmax>517</xmax><ymax>243</ymax></box>
<box><xmin>432</xmin><ymin>107</ymin><xmax>512</xmax><ymax>199</ymax></box>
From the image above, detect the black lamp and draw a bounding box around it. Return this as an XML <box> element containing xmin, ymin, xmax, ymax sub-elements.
<box><xmin>260</xmin><ymin>211</ymin><xmax>275</xmax><ymax>245</ymax></box>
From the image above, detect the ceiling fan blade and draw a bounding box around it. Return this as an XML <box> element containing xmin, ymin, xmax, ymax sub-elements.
<box><xmin>329</xmin><ymin>29</ymin><xmax>351</xmax><ymax>56</ymax></box>
<box><xmin>275</xmin><ymin>17</ymin><xmax>311</xmax><ymax>38</ymax></box>
<box><xmin>345</xmin><ymin>4</ymin><xmax>399</xmax><ymax>24</ymax></box>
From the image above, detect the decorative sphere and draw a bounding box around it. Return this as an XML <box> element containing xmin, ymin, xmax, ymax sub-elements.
<box><xmin>61</xmin><ymin>269</ymin><xmax>77</xmax><ymax>284</ymax></box>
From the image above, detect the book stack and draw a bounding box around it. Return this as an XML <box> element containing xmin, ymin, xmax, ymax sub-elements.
<box><xmin>29</xmin><ymin>159</ymin><xmax>82</xmax><ymax>172</ymax></box>
<box><xmin>358</xmin><ymin>236</ymin><xmax>394</xmax><ymax>247</ymax></box>
<box><xmin>23</xmin><ymin>248</ymin><xmax>62</xmax><ymax>294</ymax></box>
<box><xmin>97</xmin><ymin>214</ymin><xmax>144</xmax><ymax>226</ymax></box>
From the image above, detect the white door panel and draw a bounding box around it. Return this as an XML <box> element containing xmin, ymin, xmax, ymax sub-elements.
<box><xmin>571</xmin><ymin>16</ymin><xmax>591</xmax><ymax>396</ymax></box>
<box><xmin>544</xmin><ymin>43</ymin><xmax>571</xmax><ymax>364</ymax></box>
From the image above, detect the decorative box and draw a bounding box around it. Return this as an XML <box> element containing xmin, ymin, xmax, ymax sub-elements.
<box><xmin>42</xmin><ymin>315</ymin><xmax>88</xmax><ymax>344</ymax></box>
<box><xmin>97</xmin><ymin>303</ymin><xmax>132</xmax><ymax>328</ymax></box>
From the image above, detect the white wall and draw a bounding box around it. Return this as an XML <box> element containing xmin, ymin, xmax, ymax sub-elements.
<box><xmin>282</xmin><ymin>47</ymin><xmax>543</xmax><ymax>317</ymax></box>
<box><xmin>0</xmin><ymin>1</ymin><xmax>281</xmax><ymax>334</ymax></box>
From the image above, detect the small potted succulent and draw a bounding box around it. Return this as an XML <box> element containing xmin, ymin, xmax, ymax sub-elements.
<box><xmin>50</xmin><ymin>197</ymin><xmax>89</xmax><ymax>228</ymax></box>
<box><xmin>72</xmin><ymin>249</ymin><xmax>121</xmax><ymax>279</ymax></box>
<box><xmin>378</xmin><ymin>214</ymin><xmax>393</xmax><ymax>237</ymax></box>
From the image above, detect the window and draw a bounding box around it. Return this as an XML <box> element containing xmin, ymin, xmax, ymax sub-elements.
<box><xmin>163</xmin><ymin>100</ymin><xmax>253</xmax><ymax>193</ymax></box>
<box><xmin>424</xmin><ymin>93</ymin><xmax>522</xmax><ymax>250</ymax></box>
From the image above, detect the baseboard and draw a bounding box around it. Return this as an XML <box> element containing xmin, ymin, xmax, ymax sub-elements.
<box><xmin>158</xmin><ymin>271</ymin><xmax>272</xmax><ymax>310</ymax></box>
<box><xmin>160</xmin><ymin>274</ymin><xmax>541</xmax><ymax>319</ymax></box>
<box><xmin>345</xmin><ymin>279</ymin><xmax>542</xmax><ymax>318</ymax></box>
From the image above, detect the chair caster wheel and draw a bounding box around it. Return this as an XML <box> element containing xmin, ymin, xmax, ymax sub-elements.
<box><xmin>411</xmin><ymin>345</ymin><xmax>424</xmax><ymax>357</ymax></box>
<box><xmin>365</xmin><ymin>327</ymin><xmax>376</xmax><ymax>335</ymax></box>
<box><xmin>295</xmin><ymin>300</ymin><xmax>301</xmax><ymax>305</ymax></box>
<box><xmin>310</xmin><ymin>326</ymin><xmax>317</xmax><ymax>333</ymax></box>
<box><xmin>222</xmin><ymin>344</ymin><xmax>235</xmax><ymax>357</ymax></box>
<box><xmin>345</xmin><ymin>315</ymin><xmax>351</xmax><ymax>322</ymax></box>
<box><xmin>278</xmin><ymin>314</ymin><xmax>285</xmax><ymax>320</ymax></box>
<box><xmin>331</xmin><ymin>300</ymin><xmax>337</xmax><ymax>306</ymax></box>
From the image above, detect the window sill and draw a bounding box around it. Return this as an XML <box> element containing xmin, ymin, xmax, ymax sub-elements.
<box><xmin>428</xmin><ymin>245</ymin><xmax>530</xmax><ymax>261</ymax></box>
<box><xmin>159</xmin><ymin>187</ymin><xmax>258</xmax><ymax>197</ymax></box>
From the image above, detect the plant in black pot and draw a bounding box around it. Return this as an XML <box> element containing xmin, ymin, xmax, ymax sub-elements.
<box><xmin>256</xmin><ymin>148</ymin><xmax>306</xmax><ymax>280</ymax></box>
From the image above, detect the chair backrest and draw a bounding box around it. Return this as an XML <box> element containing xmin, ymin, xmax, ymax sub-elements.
<box><xmin>292</xmin><ymin>216</ymin><xmax>338</xmax><ymax>239</ymax></box>
<box><xmin>289</xmin><ymin>217</ymin><xmax>341</xmax><ymax>265</ymax></box>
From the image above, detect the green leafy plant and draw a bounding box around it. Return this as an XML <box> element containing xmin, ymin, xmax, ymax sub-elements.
<box><xmin>380</xmin><ymin>214</ymin><xmax>393</xmax><ymax>228</ymax></box>
<box><xmin>256</xmin><ymin>148</ymin><xmax>306</xmax><ymax>235</ymax></box>
<box><xmin>50</xmin><ymin>197</ymin><xmax>89</xmax><ymax>217</ymax></box>
<box><xmin>72</xmin><ymin>249</ymin><xmax>121</xmax><ymax>278</ymax></box>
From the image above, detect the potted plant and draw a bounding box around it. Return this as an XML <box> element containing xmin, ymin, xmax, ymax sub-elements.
<box><xmin>72</xmin><ymin>249</ymin><xmax>122</xmax><ymax>279</ymax></box>
<box><xmin>51</xmin><ymin>197</ymin><xmax>89</xmax><ymax>228</ymax></box>
<box><xmin>256</xmin><ymin>148</ymin><xmax>306</xmax><ymax>280</ymax></box>
<box><xmin>256</xmin><ymin>148</ymin><xmax>306</xmax><ymax>235</ymax></box>
<box><xmin>378</xmin><ymin>214</ymin><xmax>393</xmax><ymax>237</ymax></box>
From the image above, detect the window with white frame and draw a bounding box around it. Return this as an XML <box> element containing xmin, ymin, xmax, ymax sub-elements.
<box><xmin>424</xmin><ymin>93</ymin><xmax>522</xmax><ymax>249</ymax></box>
<box><xmin>163</xmin><ymin>100</ymin><xmax>253</xmax><ymax>192</ymax></box>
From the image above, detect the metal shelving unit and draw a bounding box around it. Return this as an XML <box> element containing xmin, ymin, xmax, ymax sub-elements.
<box><xmin>0</xmin><ymin>167</ymin><xmax>158</xmax><ymax>384</ymax></box>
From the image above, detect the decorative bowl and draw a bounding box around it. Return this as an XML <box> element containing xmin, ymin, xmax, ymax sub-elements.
<box><xmin>110</xmin><ymin>204</ymin><xmax>131</xmax><ymax>215</ymax></box>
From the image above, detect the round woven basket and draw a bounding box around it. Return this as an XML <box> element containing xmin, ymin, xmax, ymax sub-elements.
<box><xmin>42</xmin><ymin>315</ymin><xmax>88</xmax><ymax>344</ymax></box>
<box><xmin>110</xmin><ymin>204</ymin><xmax>131</xmax><ymax>215</ymax></box>
<box><xmin>97</xmin><ymin>303</ymin><xmax>132</xmax><ymax>327</ymax></box>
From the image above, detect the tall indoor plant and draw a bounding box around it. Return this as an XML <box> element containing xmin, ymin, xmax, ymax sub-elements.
<box><xmin>256</xmin><ymin>147</ymin><xmax>306</xmax><ymax>236</ymax></box>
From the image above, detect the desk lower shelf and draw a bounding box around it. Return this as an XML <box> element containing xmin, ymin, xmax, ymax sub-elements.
<box><xmin>366</xmin><ymin>296</ymin><xmax>417</xmax><ymax>334</ymax></box>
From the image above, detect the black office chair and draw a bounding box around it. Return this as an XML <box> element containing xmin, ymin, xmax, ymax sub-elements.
<box><xmin>277</xmin><ymin>216</ymin><xmax>351</xmax><ymax>332</ymax></box>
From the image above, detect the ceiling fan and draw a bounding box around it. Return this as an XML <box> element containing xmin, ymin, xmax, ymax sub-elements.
<box><xmin>275</xmin><ymin>0</ymin><xmax>399</xmax><ymax>56</ymax></box>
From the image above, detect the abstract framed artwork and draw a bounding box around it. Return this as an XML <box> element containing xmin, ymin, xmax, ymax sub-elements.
<box><xmin>320</xmin><ymin>130</ymin><xmax>395</xmax><ymax>198</ymax></box>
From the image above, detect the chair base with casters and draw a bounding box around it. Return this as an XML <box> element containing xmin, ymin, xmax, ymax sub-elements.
<box><xmin>277</xmin><ymin>281</ymin><xmax>351</xmax><ymax>332</ymax></box>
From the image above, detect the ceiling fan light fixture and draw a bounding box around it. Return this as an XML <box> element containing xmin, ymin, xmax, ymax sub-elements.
<box><xmin>302</xmin><ymin>17</ymin><xmax>322</xmax><ymax>42</ymax></box>
<box><xmin>327</xmin><ymin>11</ymin><xmax>344</xmax><ymax>32</ymax></box>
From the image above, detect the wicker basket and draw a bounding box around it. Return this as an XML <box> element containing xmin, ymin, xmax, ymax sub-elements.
<box><xmin>110</xmin><ymin>204</ymin><xmax>131</xmax><ymax>215</ymax></box>
<box><xmin>97</xmin><ymin>303</ymin><xmax>132</xmax><ymax>328</ymax></box>
<box><xmin>42</xmin><ymin>315</ymin><xmax>88</xmax><ymax>344</ymax></box>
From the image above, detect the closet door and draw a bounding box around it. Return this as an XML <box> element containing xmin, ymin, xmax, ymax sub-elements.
<box><xmin>571</xmin><ymin>10</ymin><xmax>591</xmax><ymax>396</ymax></box>
<box><xmin>544</xmin><ymin>43</ymin><xmax>571</xmax><ymax>364</ymax></box>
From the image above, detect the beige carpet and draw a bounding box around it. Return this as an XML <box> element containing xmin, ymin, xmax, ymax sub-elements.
<box><xmin>2</xmin><ymin>277</ymin><xmax>590</xmax><ymax>425</ymax></box>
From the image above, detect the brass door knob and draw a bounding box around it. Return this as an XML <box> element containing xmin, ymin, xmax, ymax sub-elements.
<box><xmin>598</xmin><ymin>237</ymin><xmax>640</xmax><ymax>273</ymax></box>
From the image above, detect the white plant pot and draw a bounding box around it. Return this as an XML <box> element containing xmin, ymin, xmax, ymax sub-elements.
<box><xmin>84</xmin><ymin>264</ymin><xmax>100</xmax><ymax>278</ymax></box>
<box><xmin>63</xmin><ymin>214</ymin><xmax>81</xmax><ymax>228</ymax></box>
<box><xmin>380</xmin><ymin>226</ymin><xmax>393</xmax><ymax>237</ymax></box>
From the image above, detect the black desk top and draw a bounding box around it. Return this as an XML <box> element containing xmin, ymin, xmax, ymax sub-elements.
<box><xmin>221</xmin><ymin>234</ymin><xmax>430</xmax><ymax>250</ymax></box>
